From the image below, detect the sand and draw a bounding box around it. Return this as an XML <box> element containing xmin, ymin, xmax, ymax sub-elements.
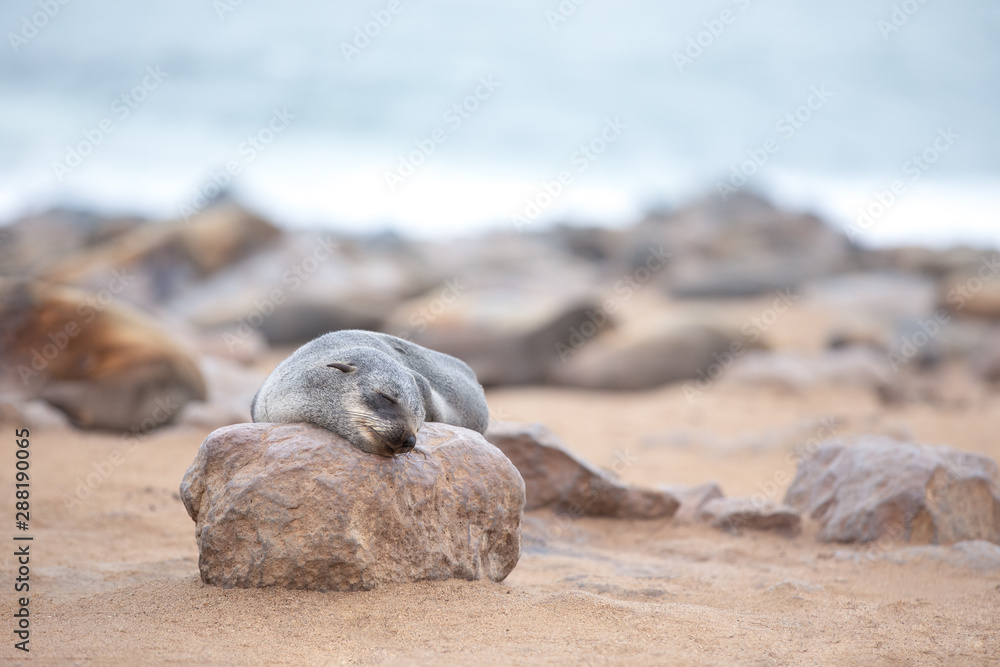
<box><xmin>3</xmin><ymin>377</ymin><xmax>1000</xmax><ymax>665</ymax></box>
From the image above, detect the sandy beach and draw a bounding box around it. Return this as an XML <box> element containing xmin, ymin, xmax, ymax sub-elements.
<box><xmin>5</xmin><ymin>364</ymin><xmax>999</xmax><ymax>665</ymax></box>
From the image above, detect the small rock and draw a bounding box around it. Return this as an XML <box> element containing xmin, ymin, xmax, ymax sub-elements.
<box><xmin>698</xmin><ymin>497</ymin><xmax>802</xmax><ymax>535</ymax></box>
<box><xmin>180</xmin><ymin>422</ymin><xmax>525</xmax><ymax>591</ymax></box>
<box><xmin>784</xmin><ymin>436</ymin><xmax>1000</xmax><ymax>544</ymax></box>
<box><xmin>484</xmin><ymin>421</ymin><xmax>678</xmax><ymax>519</ymax></box>
<box><xmin>658</xmin><ymin>482</ymin><xmax>723</xmax><ymax>523</ymax></box>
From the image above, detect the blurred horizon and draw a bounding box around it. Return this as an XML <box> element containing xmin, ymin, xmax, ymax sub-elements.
<box><xmin>1</xmin><ymin>0</ymin><xmax>998</xmax><ymax>247</ymax></box>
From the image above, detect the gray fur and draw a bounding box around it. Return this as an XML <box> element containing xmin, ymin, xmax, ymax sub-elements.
<box><xmin>251</xmin><ymin>330</ymin><xmax>489</xmax><ymax>456</ymax></box>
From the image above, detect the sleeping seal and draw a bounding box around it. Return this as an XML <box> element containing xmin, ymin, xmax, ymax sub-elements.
<box><xmin>251</xmin><ymin>330</ymin><xmax>489</xmax><ymax>456</ymax></box>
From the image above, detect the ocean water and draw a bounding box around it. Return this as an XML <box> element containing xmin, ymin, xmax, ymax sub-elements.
<box><xmin>1</xmin><ymin>0</ymin><xmax>998</xmax><ymax>247</ymax></box>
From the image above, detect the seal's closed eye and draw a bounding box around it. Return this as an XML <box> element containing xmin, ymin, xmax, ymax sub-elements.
<box><xmin>328</xmin><ymin>362</ymin><xmax>356</xmax><ymax>373</ymax></box>
<box><xmin>377</xmin><ymin>392</ymin><xmax>398</xmax><ymax>405</ymax></box>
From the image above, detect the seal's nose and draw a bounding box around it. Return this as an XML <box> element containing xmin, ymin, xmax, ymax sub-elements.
<box><xmin>402</xmin><ymin>434</ymin><xmax>416</xmax><ymax>449</ymax></box>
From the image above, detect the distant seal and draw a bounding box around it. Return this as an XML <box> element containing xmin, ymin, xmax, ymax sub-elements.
<box><xmin>251</xmin><ymin>330</ymin><xmax>489</xmax><ymax>456</ymax></box>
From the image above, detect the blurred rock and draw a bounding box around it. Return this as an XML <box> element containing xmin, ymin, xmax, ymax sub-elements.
<box><xmin>386</xmin><ymin>275</ymin><xmax>602</xmax><ymax>386</ymax></box>
<box><xmin>971</xmin><ymin>328</ymin><xmax>1000</xmax><ymax>382</ymax></box>
<box><xmin>940</xmin><ymin>258</ymin><xmax>1000</xmax><ymax>319</ymax></box>
<box><xmin>632</xmin><ymin>193</ymin><xmax>851</xmax><ymax>298</ymax></box>
<box><xmin>698</xmin><ymin>497</ymin><xmax>801</xmax><ymax>535</ymax></box>
<box><xmin>658</xmin><ymin>482</ymin><xmax>724</xmax><ymax>523</ymax></box>
<box><xmin>176</xmin><ymin>356</ymin><xmax>268</xmax><ymax>429</ymax></box>
<box><xmin>549</xmin><ymin>224</ymin><xmax>629</xmax><ymax>263</ymax></box>
<box><xmin>180</xmin><ymin>422</ymin><xmax>524</xmax><ymax>591</ymax></box>
<box><xmin>827</xmin><ymin>317</ymin><xmax>893</xmax><ymax>352</ymax></box>
<box><xmin>551</xmin><ymin>312</ymin><xmax>758</xmax><ymax>390</ymax></box>
<box><xmin>884</xmin><ymin>314</ymin><xmax>982</xmax><ymax>371</ymax></box>
<box><xmin>0</xmin><ymin>397</ymin><xmax>70</xmax><ymax>429</ymax></box>
<box><xmin>0</xmin><ymin>279</ymin><xmax>206</xmax><ymax>432</ymax></box>
<box><xmin>188</xmin><ymin>325</ymin><xmax>270</xmax><ymax>366</ymax></box>
<box><xmin>862</xmin><ymin>246</ymin><xmax>986</xmax><ymax>278</ymax></box>
<box><xmin>169</xmin><ymin>232</ymin><xmax>427</xmax><ymax>345</ymax></box>
<box><xmin>669</xmin><ymin>260</ymin><xmax>812</xmax><ymax>299</ymax></box>
<box><xmin>784</xmin><ymin>436</ymin><xmax>1000</xmax><ymax>544</ymax></box>
<box><xmin>0</xmin><ymin>209</ymin><xmax>141</xmax><ymax>278</ymax></box>
<box><xmin>802</xmin><ymin>272</ymin><xmax>938</xmax><ymax>322</ymax></box>
<box><xmin>728</xmin><ymin>349</ymin><xmax>892</xmax><ymax>393</ymax></box>
<box><xmin>40</xmin><ymin>203</ymin><xmax>281</xmax><ymax>305</ymax></box>
<box><xmin>485</xmin><ymin>421</ymin><xmax>679</xmax><ymax>519</ymax></box>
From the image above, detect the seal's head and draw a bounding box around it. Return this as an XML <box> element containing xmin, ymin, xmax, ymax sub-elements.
<box><xmin>323</xmin><ymin>347</ymin><xmax>426</xmax><ymax>456</ymax></box>
<box><xmin>254</xmin><ymin>345</ymin><xmax>426</xmax><ymax>457</ymax></box>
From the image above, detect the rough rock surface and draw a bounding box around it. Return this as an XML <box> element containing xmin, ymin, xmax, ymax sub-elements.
<box><xmin>180</xmin><ymin>422</ymin><xmax>525</xmax><ymax>591</ymax></box>
<box><xmin>484</xmin><ymin>421</ymin><xmax>679</xmax><ymax>519</ymax></box>
<box><xmin>698</xmin><ymin>497</ymin><xmax>802</xmax><ymax>535</ymax></box>
<box><xmin>784</xmin><ymin>436</ymin><xmax>1000</xmax><ymax>544</ymax></box>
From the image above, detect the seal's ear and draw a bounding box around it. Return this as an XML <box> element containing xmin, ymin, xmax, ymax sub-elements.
<box><xmin>327</xmin><ymin>362</ymin><xmax>356</xmax><ymax>373</ymax></box>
